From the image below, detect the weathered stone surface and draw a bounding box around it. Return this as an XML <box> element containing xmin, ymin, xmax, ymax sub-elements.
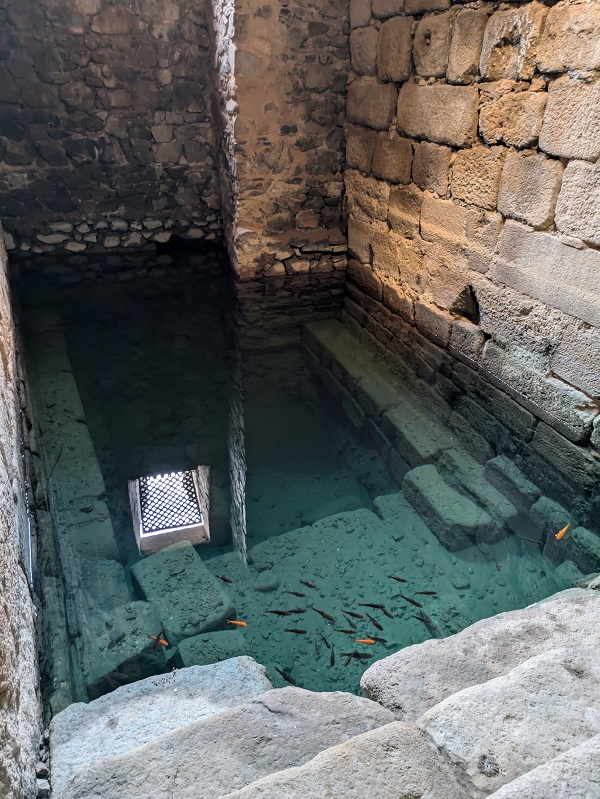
<box><xmin>447</xmin><ymin>9</ymin><xmax>488</xmax><ymax>84</ymax></box>
<box><xmin>372</xmin><ymin>227</ymin><xmax>423</xmax><ymax>286</ymax></box>
<box><xmin>413</xmin><ymin>11</ymin><xmax>454</xmax><ymax>78</ymax></box>
<box><xmin>449</xmin><ymin>318</ymin><xmax>485</xmax><ymax>362</ymax></box>
<box><xmin>361</xmin><ymin>588</ymin><xmax>600</xmax><ymax>720</ymax></box>
<box><xmin>177</xmin><ymin>631</ymin><xmax>249</xmax><ymax>667</ymax></box>
<box><xmin>403</xmin><ymin>464</ymin><xmax>496</xmax><ymax>549</ymax></box>
<box><xmin>347</xmin><ymin>259</ymin><xmax>383</xmax><ymax>300</ymax></box>
<box><xmin>63</xmin><ymin>688</ymin><xmax>395</xmax><ymax>799</ymax></box>
<box><xmin>377</xmin><ymin>17</ymin><xmax>413</xmax><ymax>84</ymax></box>
<box><xmin>372</xmin><ymin>133</ymin><xmax>412</xmax><ymax>184</ymax></box>
<box><xmin>420</xmin><ymin>643</ymin><xmax>600</xmax><ymax>794</ymax></box>
<box><xmin>350</xmin><ymin>0</ymin><xmax>371</xmax><ymax>28</ymax></box>
<box><xmin>388</xmin><ymin>184</ymin><xmax>423</xmax><ymax>238</ymax></box>
<box><xmin>348</xmin><ymin>217</ymin><xmax>372</xmax><ymax>263</ymax></box>
<box><xmin>412</xmin><ymin>141</ymin><xmax>451</xmax><ymax>195</ymax></box>
<box><xmin>539</xmin><ymin>76</ymin><xmax>600</xmax><ymax>161</ymax></box>
<box><xmin>552</xmin><ymin>317</ymin><xmax>600</xmax><ymax>398</ymax></box>
<box><xmin>382</xmin><ymin>402</ymin><xmax>454</xmax><ymax>467</ymax></box>
<box><xmin>487</xmin><ymin>734</ymin><xmax>600</xmax><ymax>799</ymax></box>
<box><xmin>555</xmin><ymin>159</ymin><xmax>600</xmax><ymax>246</ymax></box>
<box><xmin>346</xmin><ymin>124</ymin><xmax>376</xmax><ymax>174</ymax></box>
<box><xmin>346</xmin><ymin>170</ymin><xmax>390</xmax><ymax>224</ymax></box>
<box><xmin>480</xmin><ymin>3</ymin><xmax>547</xmax><ymax>81</ymax></box>
<box><xmin>451</xmin><ymin>146</ymin><xmax>505</xmax><ymax>210</ymax></box>
<box><xmin>50</xmin><ymin>658</ymin><xmax>272</xmax><ymax>798</ymax></box>
<box><xmin>420</xmin><ymin>196</ymin><xmax>472</xmax><ymax>248</ymax></box>
<box><xmin>78</xmin><ymin>556</ymin><xmax>130</xmax><ymax>609</ymax></box>
<box><xmin>545</xmin><ymin>523</ymin><xmax>600</xmax><ymax>575</ymax></box>
<box><xmin>498</xmin><ymin>151</ymin><xmax>563</xmax><ymax>230</ymax></box>
<box><xmin>414</xmin><ymin>301</ymin><xmax>452</xmax><ymax>344</ymax></box>
<box><xmin>91</xmin><ymin>6</ymin><xmax>135</xmax><ymax>34</ymax></box>
<box><xmin>350</xmin><ymin>27</ymin><xmax>379</xmax><ymax>76</ymax></box>
<box><xmin>397</xmin><ymin>83</ymin><xmax>478</xmax><ymax>148</ymax></box>
<box><xmin>221</xmin><ymin>722</ymin><xmax>469</xmax><ymax>799</ymax></box>
<box><xmin>405</xmin><ymin>0</ymin><xmax>450</xmax><ymax>13</ymax></box>
<box><xmin>130</xmin><ymin>542</ymin><xmax>235</xmax><ymax>644</ymax></box>
<box><xmin>485</xmin><ymin>455</ymin><xmax>540</xmax><ymax>513</ymax></box>
<box><xmin>479</xmin><ymin>89</ymin><xmax>547</xmax><ymax>148</ymax></box>
<box><xmin>371</xmin><ymin>0</ymin><xmax>404</xmax><ymax>17</ymax></box>
<box><xmin>532</xmin><ymin>423</ymin><xmax>600</xmax><ymax>494</ymax></box>
<box><xmin>537</xmin><ymin>0</ymin><xmax>600</xmax><ymax>74</ymax></box>
<box><xmin>347</xmin><ymin>77</ymin><xmax>398</xmax><ymax>131</ymax></box>
<box><xmin>492</xmin><ymin>220</ymin><xmax>600</xmax><ymax>329</ymax></box>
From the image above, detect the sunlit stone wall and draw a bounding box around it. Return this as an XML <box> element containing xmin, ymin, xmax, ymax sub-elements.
<box><xmin>0</xmin><ymin>0</ymin><xmax>221</xmax><ymax>255</ymax></box>
<box><xmin>343</xmin><ymin>0</ymin><xmax>600</xmax><ymax>502</ymax></box>
<box><xmin>0</xmin><ymin>222</ymin><xmax>41</xmax><ymax>799</ymax></box>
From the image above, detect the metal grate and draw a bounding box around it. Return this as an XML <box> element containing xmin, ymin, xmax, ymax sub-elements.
<box><xmin>139</xmin><ymin>470</ymin><xmax>203</xmax><ymax>535</ymax></box>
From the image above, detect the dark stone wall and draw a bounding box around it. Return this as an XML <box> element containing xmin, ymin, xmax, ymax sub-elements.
<box><xmin>0</xmin><ymin>0</ymin><xmax>221</xmax><ymax>255</ymax></box>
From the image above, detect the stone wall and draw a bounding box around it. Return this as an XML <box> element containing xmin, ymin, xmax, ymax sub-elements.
<box><xmin>0</xmin><ymin>222</ymin><xmax>41</xmax><ymax>799</ymax></box>
<box><xmin>0</xmin><ymin>0</ymin><xmax>221</xmax><ymax>255</ymax></box>
<box><xmin>344</xmin><ymin>0</ymin><xmax>600</xmax><ymax>481</ymax></box>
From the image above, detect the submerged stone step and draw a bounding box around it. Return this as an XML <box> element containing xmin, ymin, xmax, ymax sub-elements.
<box><xmin>382</xmin><ymin>404</ymin><xmax>456</xmax><ymax>468</ymax></box>
<box><xmin>403</xmin><ymin>464</ymin><xmax>498</xmax><ymax>550</ymax></box>
<box><xmin>485</xmin><ymin>455</ymin><xmax>541</xmax><ymax>513</ymax></box>
<box><xmin>62</xmin><ymin>688</ymin><xmax>395</xmax><ymax>799</ymax></box>
<box><xmin>176</xmin><ymin>630</ymin><xmax>248</xmax><ymax>668</ymax></box>
<box><xmin>50</xmin><ymin>657</ymin><xmax>272</xmax><ymax>799</ymax></box>
<box><xmin>220</xmin><ymin>721</ymin><xmax>469</xmax><ymax>799</ymax></box>
<box><xmin>303</xmin><ymin>318</ymin><xmax>373</xmax><ymax>379</ymax></box>
<box><xmin>360</xmin><ymin>588</ymin><xmax>600</xmax><ymax>721</ymax></box>
<box><xmin>130</xmin><ymin>541</ymin><xmax>235</xmax><ymax>644</ymax></box>
<box><xmin>419</xmin><ymin>642</ymin><xmax>600</xmax><ymax>795</ymax></box>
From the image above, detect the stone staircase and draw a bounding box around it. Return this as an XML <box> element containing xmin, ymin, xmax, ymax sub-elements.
<box><xmin>49</xmin><ymin>588</ymin><xmax>600</xmax><ymax>799</ymax></box>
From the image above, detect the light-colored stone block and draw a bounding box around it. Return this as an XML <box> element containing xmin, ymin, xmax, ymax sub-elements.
<box><xmin>377</xmin><ymin>17</ymin><xmax>413</xmax><ymax>83</ymax></box>
<box><xmin>350</xmin><ymin>26</ymin><xmax>379</xmax><ymax>76</ymax></box>
<box><xmin>447</xmin><ymin>9</ymin><xmax>488</xmax><ymax>84</ymax></box>
<box><xmin>347</xmin><ymin>77</ymin><xmax>398</xmax><ymax>131</ymax></box>
<box><xmin>480</xmin><ymin>3</ymin><xmax>548</xmax><ymax>80</ymax></box>
<box><xmin>347</xmin><ymin>216</ymin><xmax>372</xmax><ymax>263</ymax></box>
<box><xmin>414</xmin><ymin>301</ymin><xmax>453</xmax><ymax>344</ymax></box>
<box><xmin>388</xmin><ymin>183</ymin><xmax>423</xmax><ymax>238</ymax></box>
<box><xmin>397</xmin><ymin>83</ymin><xmax>479</xmax><ymax>148</ymax></box>
<box><xmin>497</xmin><ymin>151</ymin><xmax>564</xmax><ymax>230</ymax></box>
<box><xmin>555</xmin><ymin>159</ymin><xmax>600</xmax><ymax>246</ymax></box>
<box><xmin>350</xmin><ymin>0</ymin><xmax>371</xmax><ymax>28</ymax></box>
<box><xmin>371</xmin><ymin>0</ymin><xmax>404</xmax><ymax>18</ymax></box>
<box><xmin>346</xmin><ymin>124</ymin><xmax>376</xmax><ymax>173</ymax></box>
<box><xmin>539</xmin><ymin>75</ymin><xmax>600</xmax><ymax>161</ymax></box>
<box><xmin>405</xmin><ymin>0</ymin><xmax>450</xmax><ymax>13</ymax></box>
<box><xmin>537</xmin><ymin>0</ymin><xmax>600</xmax><ymax>74</ymax></box>
<box><xmin>412</xmin><ymin>141</ymin><xmax>451</xmax><ymax>195</ymax></box>
<box><xmin>492</xmin><ymin>220</ymin><xmax>600</xmax><ymax>328</ymax></box>
<box><xmin>413</xmin><ymin>11</ymin><xmax>454</xmax><ymax>78</ymax></box>
<box><xmin>372</xmin><ymin>132</ymin><xmax>412</xmax><ymax>184</ymax></box>
<box><xmin>420</xmin><ymin>196</ymin><xmax>471</xmax><ymax>248</ymax></box>
<box><xmin>451</xmin><ymin>146</ymin><xmax>505</xmax><ymax>210</ymax></box>
<box><xmin>464</xmin><ymin>208</ymin><xmax>502</xmax><ymax>274</ymax></box>
<box><xmin>347</xmin><ymin>259</ymin><xmax>383</xmax><ymax>300</ymax></box>
<box><xmin>552</xmin><ymin>317</ymin><xmax>600</xmax><ymax>398</ymax></box>
<box><xmin>479</xmin><ymin>89</ymin><xmax>547</xmax><ymax>148</ymax></box>
<box><xmin>449</xmin><ymin>318</ymin><xmax>485</xmax><ymax>362</ymax></box>
<box><xmin>346</xmin><ymin>169</ymin><xmax>390</xmax><ymax>224</ymax></box>
<box><xmin>372</xmin><ymin>228</ymin><xmax>423</xmax><ymax>287</ymax></box>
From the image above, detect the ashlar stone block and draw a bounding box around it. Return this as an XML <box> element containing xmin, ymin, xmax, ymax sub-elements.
<box><xmin>350</xmin><ymin>26</ymin><xmax>379</xmax><ymax>76</ymax></box>
<box><xmin>447</xmin><ymin>10</ymin><xmax>488</xmax><ymax>84</ymax></box>
<box><xmin>388</xmin><ymin>183</ymin><xmax>423</xmax><ymax>238</ymax></box>
<box><xmin>371</xmin><ymin>0</ymin><xmax>404</xmax><ymax>18</ymax></box>
<box><xmin>552</xmin><ymin>317</ymin><xmax>600</xmax><ymax>398</ymax></box>
<box><xmin>555</xmin><ymin>160</ymin><xmax>600</xmax><ymax>246</ymax></box>
<box><xmin>348</xmin><ymin>216</ymin><xmax>372</xmax><ymax>263</ymax></box>
<box><xmin>480</xmin><ymin>3</ymin><xmax>547</xmax><ymax>81</ymax></box>
<box><xmin>346</xmin><ymin>169</ymin><xmax>390</xmax><ymax>223</ymax></box>
<box><xmin>539</xmin><ymin>75</ymin><xmax>600</xmax><ymax>161</ymax></box>
<box><xmin>346</xmin><ymin>124</ymin><xmax>376</xmax><ymax>173</ymax></box>
<box><xmin>451</xmin><ymin>146</ymin><xmax>505</xmax><ymax>211</ymax></box>
<box><xmin>497</xmin><ymin>151</ymin><xmax>563</xmax><ymax>230</ymax></box>
<box><xmin>372</xmin><ymin>133</ymin><xmax>412</xmax><ymax>184</ymax></box>
<box><xmin>405</xmin><ymin>0</ymin><xmax>450</xmax><ymax>13</ymax></box>
<box><xmin>537</xmin><ymin>0</ymin><xmax>600</xmax><ymax>74</ymax></box>
<box><xmin>347</xmin><ymin>77</ymin><xmax>398</xmax><ymax>130</ymax></box>
<box><xmin>479</xmin><ymin>89</ymin><xmax>547</xmax><ymax>149</ymax></box>
<box><xmin>350</xmin><ymin>0</ymin><xmax>372</xmax><ymax>28</ymax></box>
<box><xmin>377</xmin><ymin>17</ymin><xmax>413</xmax><ymax>84</ymax></box>
<box><xmin>413</xmin><ymin>11</ymin><xmax>454</xmax><ymax>78</ymax></box>
<box><xmin>397</xmin><ymin>83</ymin><xmax>478</xmax><ymax>148</ymax></box>
<box><xmin>412</xmin><ymin>141</ymin><xmax>451</xmax><ymax>196</ymax></box>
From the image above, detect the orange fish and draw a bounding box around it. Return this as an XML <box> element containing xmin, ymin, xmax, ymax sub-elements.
<box><xmin>555</xmin><ymin>523</ymin><xmax>570</xmax><ymax>540</ymax></box>
<box><xmin>227</xmin><ymin>620</ymin><xmax>248</xmax><ymax>627</ymax></box>
<box><xmin>147</xmin><ymin>634</ymin><xmax>169</xmax><ymax>647</ymax></box>
<box><xmin>355</xmin><ymin>638</ymin><xmax>375</xmax><ymax>644</ymax></box>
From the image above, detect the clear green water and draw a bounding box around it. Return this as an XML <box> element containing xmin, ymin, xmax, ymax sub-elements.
<box><xmin>18</xmin><ymin>248</ymin><xmax>584</xmax><ymax>701</ymax></box>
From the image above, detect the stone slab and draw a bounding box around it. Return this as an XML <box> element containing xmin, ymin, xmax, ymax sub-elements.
<box><xmin>403</xmin><ymin>464</ymin><xmax>497</xmax><ymax>550</ymax></box>
<box><xmin>485</xmin><ymin>455</ymin><xmax>541</xmax><ymax>513</ymax></box>
<box><xmin>62</xmin><ymin>688</ymin><xmax>395</xmax><ymax>799</ymax></box>
<box><xmin>382</xmin><ymin>403</ymin><xmax>455</xmax><ymax>468</ymax></box>
<box><xmin>176</xmin><ymin>630</ymin><xmax>249</xmax><ymax>668</ymax></box>
<box><xmin>77</xmin><ymin>556</ymin><xmax>130</xmax><ymax>610</ymax></box>
<box><xmin>220</xmin><ymin>722</ymin><xmax>469</xmax><ymax>799</ymax></box>
<box><xmin>419</xmin><ymin>643</ymin><xmax>600</xmax><ymax>794</ymax></box>
<box><xmin>130</xmin><ymin>542</ymin><xmax>235</xmax><ymax>644</ymax></box>
<box><xmin>50</xmin><ymin>657</ymin><xmax>272</xmax><ymax>798</ymax></box>
<box><xmin>361</xmin><ymin>588</ymin><xmax>599</xmax><ymax>721</ymax></box>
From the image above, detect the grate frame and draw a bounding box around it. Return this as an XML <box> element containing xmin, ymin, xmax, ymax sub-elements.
<box><xmin>138</xmin><ymin>470</ymin><xmax>203</xmax><ymax>536</ymax></box>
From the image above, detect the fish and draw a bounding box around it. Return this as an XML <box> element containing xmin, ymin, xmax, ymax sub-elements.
<box><xmin>380</xmin><ymin>606</ymin><xmax>394</xmax><ymax>619</ymax></box>
<box><xmin>266</xmin><ymin>610</ymin><xmax>293</xmax><ymax>617</ymax></box>
<box><xmin>148</xmin><ymin>631</ymin><xmax>169</xmax><ymax>648</ymax></box>
<box><xmin>359</xmin><ymin>602</ymin><xmax>386</xmax><ymax>610</ymax></box>
<box><xmin>355</xmin><ymin>638</ymin><xmax>375</xmax><ymax>644</ymax></box>
<box><xmin>284</xmin><ymin>628</ymin><xmax>308</xmax><ymax>635</ymax></box>
<box><xmin>320</xmin><ymin>632</ymin><xmax>331</xmax><ymax>650</ymax></box>
<box><xmin>313</xmin><ymin>608</ymin><xmax>335</xmax><ymax>623</ymax></box>
<box><xmin>366</xmin><ymin>613</ymin><xmax>383</xmax><ymax>631</ymax></box>
<box><xmin>400</xmin><ymin>594</ymin><xmax>423</xmax><ymax>609</ymax></box>
<box><xmin>285</xmin><ymin>591</ymin><xmax>307</xmax><ymax>598</ymax></box>
<box><xmin>330</xmin><ymin>644</ymin><xmax>335</xmax><ymax>668</ymax></box>
<box><xmin>341</xmin><ymin>651</ymin><xmax>372</xmax><ymax>663</ymax></box>
<box><xmin>413</xmin><ymin>613</ymin><xmax>430</xmax><ymax>626</ymax></box>
<box><xmin>287</xmin><ymin>608</ymin><xmax>306</xmax><ymax>614</ymax></box>
<box><xmin>334</xmin><ymin>628</ymin><xmax>357</xmax><ymax>635</ymax></box>
<box><xmin>343</xmin><ymin>615</ymin><xmax>357</xmax><ymax>630</ymax></box>
<box><xmin>555</xmin><ymin>523</ymin><xmax>570</xmax><ymax>540</ymax></box>
<box><xmin>300</xmin><ymin>580</ymin><xmax>318</xmax><ymax>589</ymax></box>
<box><xmin>217</xmin><ymin>575</ymin><xmax>232</xmax><ymax>584</ymax></box>
<box><xmin>415</xmin><ymin>591</ymin><xmax>437</xmax><ymax>596</ymax></box>
<box><xmin>314</xmin><ymin>640</ymin><xmax>321</xmax><ymax>658</ymax></box>
<box><xmin>275</xmin><ymin>667</ymin><xmax>297</xmax><ymax>685</ymax></box>
<box><xmin>227</xmin><ymin>620</ymin><xmax>247</xmax><ymax>627</ymax></box>
<box><xmin>370</xmin><ymin>636</ymin><xmax>387</xmax><ymax>644</ymax></box>
<box><xmin>388</xmin><ymin>575</ymin><xmax>407</xmax><ymax>583</ymax></box>
<box><xmin>342</xmin><ymin>609</ymin><xmax>365</xmax><ymax>619</ymax></box>
<box><xmin>343</xmin><ymin>652</ymin><xmax>355</xmax><ymax>667</ymax></box>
